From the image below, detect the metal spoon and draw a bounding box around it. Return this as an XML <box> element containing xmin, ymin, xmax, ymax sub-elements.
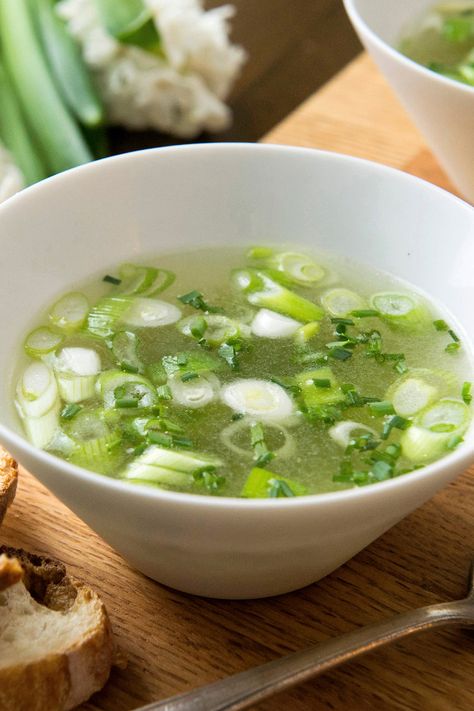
<box><xmin>137</xmin><ymin>561</ymin><xmax>474</xmax><ymax>711</ymax></box>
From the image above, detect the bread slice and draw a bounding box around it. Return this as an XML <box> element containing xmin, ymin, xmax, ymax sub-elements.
<box><xmin>0</xmin><ymin>547</ymin><xmax>115</xmax><ymax>711</ymax></box>
<box><xmin>0</xmin><ymin>446</ymin><xmax>18</xmax><ymax>526</ymax></box>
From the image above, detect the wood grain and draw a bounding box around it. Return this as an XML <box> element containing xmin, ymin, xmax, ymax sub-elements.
<box><xmin>2</xmin><ymin>54</ymin><xmax>473</xmax><ymax>711</ymax></box>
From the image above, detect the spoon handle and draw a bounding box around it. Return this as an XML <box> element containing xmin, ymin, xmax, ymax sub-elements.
<box><xmin>137</xmin><ymin>599</ymin><xmax>472</xmax><ymax>711</ymax></box>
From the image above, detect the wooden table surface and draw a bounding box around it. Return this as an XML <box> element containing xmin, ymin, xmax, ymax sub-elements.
<box><xmin>3</xmin><ymin>55</ymin><xmax>474</xmax><ymax>711</ymax></box>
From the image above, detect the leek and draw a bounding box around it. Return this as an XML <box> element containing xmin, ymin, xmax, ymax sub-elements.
<box><xmin>123</xmin><ymin>445</ymin><xmax>222</xmax><ymax>486</ymax></box>
<box><xmin>269</xmin><ymin>252</ymin><xmax>325</xmax><ymax>285</ymax></box>
<box><xmin>117</xmin><ymin>264</ymin><xmax>175</xmax><ymax>296</ymax></box>
<box><xmin>295</xmin><ymin>367</ymin><xmax>344</xmax><ymax>410</ymax></box>
<box><xmin>232</xmin><ymin>269</ymin><xmax>324</xmax><ymax>323</ymax></box>
<box><xmin>65</xmin><ymin>408</ymin><xmax>121</xmax><ymax>473</ymax></box>
<box><xmin>97</xmin><ymin>370</ymin><xmax>158</xmax><ymax>411</ymax></box>
<box><xmin>179</xmin><ymin>314</ymin><xmax>250</xmax><ymax>346</ymax></box>
<box><xmin>0</xmin><ymin>60</ymin><xmax>47</xmax><ymax>184</ymax></box>
<box><xmin>33</xmin><ymin>0</ymin><xmax>104</xmax><ymax>127</ymax></box>
<box><xmin>121</xmin><ymin>298</ymin><xmax>181</xmax><ymax>328</ymax></box>
<box><xmin>87</xmin><ymin>296</ymin><xmax>134</xmax><ymax>338</ymax></box>
<box><xmin>0</xmin><ymin>0</ymin><xmax>93</xmax><ymax>173</ymax></box>
<box><xmin>54</xmin><ymin>347</ymin><xmax>101</xmax><ymax>402</ymax></box>
<box><xmin>168</xmin><ymin>372</ymin><xmax>220</xmax><ymax>409</ymax></box>
<box><xmin>94</xmin><ymin>0</ymin><xmax>162</xmax><ymax>53</ymax></box>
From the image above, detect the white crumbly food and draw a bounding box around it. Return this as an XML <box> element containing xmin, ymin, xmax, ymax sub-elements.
<box><xmin>0</xmin><ymin>143</ymin><xmax>24</xmax><ymax>204</ymax></box>
<box><xmin>57</xmin><ymin>0</ymin><xmax>246</xmax><ymax>137</ymax></box>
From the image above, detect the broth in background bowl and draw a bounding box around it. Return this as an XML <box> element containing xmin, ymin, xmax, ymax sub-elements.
<box><xmin>343</xmin><ymin>0</ymin><xmax>474</xmax><ymax>204</ymax></box>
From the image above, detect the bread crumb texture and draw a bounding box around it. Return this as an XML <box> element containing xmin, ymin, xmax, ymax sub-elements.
<box><xmin>0</xmin><ymin>446</ymin><xmax>18</xmax><ymax>526</ymax></box>
<box><xmin>0</xmin><ymin>547</ymin><xmax>114</xmax><ymax>710</ymax></box>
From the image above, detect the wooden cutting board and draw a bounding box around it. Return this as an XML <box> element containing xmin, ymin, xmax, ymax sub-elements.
<box><xmin>2</xmin><ymin>55</ymin><xmax>474</xmax><ymax>711</ymax></box>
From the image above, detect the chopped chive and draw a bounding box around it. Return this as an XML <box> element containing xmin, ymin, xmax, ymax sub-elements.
<box><xmin>448</xmin><ymin>329</ymin><xmax>460</xmax><ymax>343</ymax></box>
<box><xmin>194</xmin><ymin>469</ymin><xmax>225</xmax><ymax>493</ymax></box>
<box><xmin>312</xmin><ymin>378</ymin><xmax>331</xmax><ymax>388</ymax></box>
<box><xmin>177</xmin><ymin>290</ymin><xmax>222</xmax><ymax>314</ymax></box>
<box><xmin>173</xmin><ymin>437</ymin><xmax>193</xmax><ymax>449</ymax></box>
<box><xmin>328</xmin><ymin>347</ymin><xmax>352</xmax><ymax>361</ymax></box>
<box><xmin>157</xmin><ymin>384</ymin><xmax>172</xmax><ymax>400</ymax></box>
<box><xmin>446</xmin><ymin>342</ymin><xmax>461</xmax><ymax>354</ymax></box>
<box><xmin>115</xmin><ymin>397</ymin><xmax>140</xmax><ymax>408</ymax></box>
<box><xmin>268</xmin><ymin>478</ymin><xmax>295</xmax><ymax>498</ymax></box>
<box><xmin>433</xmin><ymin>319</ymin><xmax>449</xmax><ymax>331</ymax></box>
<box><xmin>231</xmin><ymin>412</ymin><xmax>245</xmax><ymax>421</ymax></box>
<box><xmin>351</xmin><ymin>309</ymin><xmax>379</xmax><ymax>318</ymax></box>
<box><xmin>369</xmin><ymin>400</ymin><xmax>395</xmax><ymax>416</ymax></box>
<box><xmin>103</xmin><ymin>274</ymin><xmax>121</xmax><ymax>285</ymax></box>
<box><xmin>189</xmin><ymin>316</ymin><xmax>207</xmax><ymax>339</ymax></box>
<box><xmin>462</xmin><ymin>381</ymin><xmax>472</xmax><ymax>405</ymax></box>
<box><xmin>147</xmin><ymin>431</ymin><xmax>173</xmax><ymax>447</ymax></box>
<box><xmin>181</xmin><ymin>372</ymin><xmax>199</xmax><ymax>382</ymax></box>
<box><xmin>60</xmin><ymin>403</ymin><xmax>82</xmax><ymax>419</ymax></box>
<box><xmin>218</xmin><ymin>342</ymin><xmax>240</xmax><ymax>369</ymax></box>
<box><xmin>133</xmin><ymin>443</ymin><xmax>148</xmax><ymax>457</ymax></box>
<box><xmin>382</xmin><ymin>415</ymin><xmax>411</xmax><ymax>440</ymax></box>
<box><xmin>371</xmin><ymin>460</ymin><xmax>393</xmax><ymax>481</ymax></box>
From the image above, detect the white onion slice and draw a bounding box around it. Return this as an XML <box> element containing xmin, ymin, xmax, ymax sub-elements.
<box><xmin>251</xmin><ymin>309</ymin><xmax>301</xmax><ymax>338</ymax></box>
<box><xmin>221</xmin><ymin>379</ymin><xmax>294</xmax><ymax>422</ymax></box>
<box><xmin>122</xmin><ymin>298</ymin><xmax>181</xmax><ymax>328</ymax></box>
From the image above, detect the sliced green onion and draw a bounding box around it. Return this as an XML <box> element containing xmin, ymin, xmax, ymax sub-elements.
<box><xmin>124</xmin><ymin>445</ymin><xmax>221</xmax><ymax>480</ymax></box>
<box><xmin>33</xmin><ymin>0</ymin><xmax>104</xmax><ymax>127</ymax></box>
<box><xmin>49</xmin><ymin>292</ymin><xmax>89</xmax><ymax>333</ymax></box>
<box><xmin>321</xmin><ymin>288</ymin><xmax>367</xmax><ymax>317</ymax></box>
<box><xmin>24</xmin><ymin>327</ymin><xmax>64</xmax><ymax>358</ymax></box>
<box><xmin>368</xmin><ymin>400</ymin><xmax>395</xmax><ymax>416</ymax></box>
<box><xmin>22</xmin><ymin>404</ymin><xmax>60</xmax><ymax>449</ymax></box>
<box><xmin>97</xmin><ymin>370</ymin><xmax>157</xmax><ymax>411</ymax></box>
<box><xmin>112</xmin><ymin>331</ymin><xmax>143</xmax><ymax>373</ymax></box>
<box><xmin>94</xmin><ymin>0</ymin><xmax>162</xmax><ymax>52</ymax></box>
<box><xmin>233</xmin><ymin>269</ymin><xmax>324</xmax><ymax>323</ymax></box>
<box><xmin>54</xmin><ymin>347</ymin><xmax>101</xmax><ymax>403</ymax></box>
<box><xmin>328</xmin><ymin>420</ymin><xmax>377</xmax><ymax>449</ymax></box>
<box><xmin>418</xmin><ymin>398</ymin><xmax>470</xmax><ymax>433</ymax></box>
<box><xmin>168</xmin><ymin>372</ymin><xmax>220</xmax><ymax>409</ymax></box>
<box><xmin>269</xmin><ymin>252</ymin><xmax>325</xmax><ymax>285</ymax></box>
<box><xmin>116</xmin><ymin>264</ymin><xmax>175</xmax><ymax>297</ymax></box>
<box><xmin>87</xmin><ymin>296</ymin><xmax>134</xmax><ymax>338</ymax></box>
<box><xmin>294</xmin><ymin>321</ymin><xmax>320</xmax><ymax>347</ymax></box>
<box><xmin>462</xmin><ymin>382</ymin><xmax>472</xmax><ymax>405</ymax></box>
<box><xmin>382</xmin><ymin>415</ymin><xmax>411</xmax><ymax>440</ymax></box>
<box><xmin>65</xmin><ymin>408</ymin><xmax>121</xmax><ymax>474</ymax></box>
<box><xmin>103</xmin><ymin>274</ymin><xmax>121</xmax><ymax>285</ymax></box>
<box><xmin>221</xmin><ymin>378</ymin><xmax>295</xmax><ymax>423</ymax></box>
<box><xmin>121</xmin><ymin>298</ymin><xmax>181</xmax><ymax>329</ymax></box>
<box><xmin>0</xmin><ymin>60</ymin><xmax>46</xmax><ymax>185</ymax></box>
<box><xmin>401</xmin><ymin>397</ymin><xmax>471</xmax><ymax>463</ymax></box>
<box><xmin>370</xmin><ymin>292</ymin><xmax>430</xmax><ymax>331</ymax></box>
<box><xmin>295</xmin><ymin>367</ymin><xmax>344</xmax><ymax>414</ymax></box>
<box><xmin>250</xmin><ymin>308</ymin><xmax>301</xmax><ymax>339</ymax></box>
<box><xmin>179</xmin><ymin>314</ymin><xmax>249</xmax><ymax>347</ymax></box>
<box><xmin>241</xmin><ymin>467</ymin><xmax>307</xmax><ymax>498</ymax></box>
<box><xmin>0</xmin><ymin>0</ymin><xmax>93</xmax><ymax>174</ymax></box>
<box><xmin>221</xmin><ymin>419</ymin><xmax>295</xmax><ymax>460</ymax></box>
<box><xmin>16</xmin><ymin>362</ymin><xmax>59</xmax><ymax>418</ymax></box>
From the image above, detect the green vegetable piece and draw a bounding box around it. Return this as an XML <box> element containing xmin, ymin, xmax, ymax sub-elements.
<box><xmin>0</xmin><ymin>60</ymin><xmax>47</xmax><ymax>184</ymax></box>
<box><xmin>162</xmin><ymin>351</ymin><xmax>221</xmax><ymax>376</ymax></box>
<box><xmin>295</xmin><ymin>367</ymin><xmax>344</xmax><ymax>412</ymax></box>
<box><xmin>433</xmin><ymin>319</ymin><xmax>449</xmax><ymax>332</ymax></box>
<box><xmin>269</xmin><ymin>251</ymin><xmax>325</xmax><ymax>285</ymax></box>
<box><xmin>95</xmin><ymin>0</ymin><xmax>162</xmax><ymax>52</ymax></box>
<box><xmin>241</xmin><ymin>467</ymin><xmax>307</xmax><ymax>498</ymax></box>
<box><xmin>462</xmin><ymin>381</ymin><xmax>472</xmax><ymax>405</ymax></box>
<box><xmin>112</xmin><ymin>331</ymin><xmax>143</xmax><ymax>373</ymax></box>
<box><xmin>246</xmin><ymin>246</ymin><xmax>274</xmax><ymax>260</ymax></box>
<box><xmin>233</xmin><ymin>269</ymin><xmax>324</xmax><ymax>323</ymax></box>
<box><xmin>24</xmin><ymin>327</ymin><xmax>64</xmax><ymax>358</ymax></box>
<box><xmin>60</xmin><ymin>403</ymin><xmax>82</xmax><ymax>420</ymax></box>
<box><xmin>87</xmin><ymin>296</ymin><xmax>134</xmax><ymax>338</ymax></box>
<box><xmin>368</xmin><ymin>401</ymin><xmax>395</xmax><ymax>416</ymax></box>
<box><xmin>103</xmin><ymin>275</ymin><xmax>121</xmax><ymax>285</ymax></box>
<box><xmin>0</xmin><ymin>0</ymin><xmax>93</xmax><ymax>174</ymax></box>
<box><xmin>443</xmin><ymin>16</ymin><xmax>474</xmax><ymax>43</ymax></box>
<box><xmin>370</xmin><ymin>292</ymin><xmax>430</xmax><ymax>331</ymax></box>
<box><xmin>382</xmin><ymin>415</ymin><xmax>411</xmax><ymax>440</ymax></box>
<box><xmin>34</xmin><ymin>0</ymin><xmax>104</xmax><ymax>127</ymax></box>
<box><xmin>177</xmin><ymin>290</ymin><xmax>222</xmax><ymax>314</ymax></box>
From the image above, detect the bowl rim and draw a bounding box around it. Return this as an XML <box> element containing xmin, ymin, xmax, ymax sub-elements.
<box><xmin>1</xmin><ymin>141</ymin><xmax>474</xmax><ymax>511</ymax></box>
<box><xmin>343</xmin><ymin>0</ymin><xmax>474</xmax><ymax>97</ymax></box>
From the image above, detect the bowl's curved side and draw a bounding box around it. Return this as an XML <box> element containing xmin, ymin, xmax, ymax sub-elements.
<box><xmin>0</xmin><ymin>144</ymin><xmax>473</xmax><ymax>597</ymax></box>
<box><xmin>343</xmin><ymin>0</ymin><xmax>474</xmax><ymax>203</ymax></box>
<box><xmin>4</xmin><ymin>434</ymin><xmax>468</xmax><ymax>598</ymax></box>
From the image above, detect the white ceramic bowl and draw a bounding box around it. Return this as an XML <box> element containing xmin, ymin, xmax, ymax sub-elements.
<box><xmin>343</xmin><ymin>0</ymin><xmax>474</xmax><ymax>204</ymax></box>
<box><xmin>0</xmin><ymin>144</ymin><xmax>473</xmax><ymax>599</ymax></box>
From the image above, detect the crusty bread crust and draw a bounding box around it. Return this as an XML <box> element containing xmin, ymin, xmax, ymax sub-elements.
<box><xmin>0</xmin><ymin>548</ymin><xmax>115</xmax><ymax>711</ymax></box>
<box><xmin>0</xmin><ymin>446</ymin><xmax>18</xmax><ymax>526</ymax></box>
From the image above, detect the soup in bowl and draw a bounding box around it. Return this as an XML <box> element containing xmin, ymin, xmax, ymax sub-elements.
<box><xmin>0</xmin><ymin>144</ymin><xmax>473</xmax><ymax>597</ymax></box>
